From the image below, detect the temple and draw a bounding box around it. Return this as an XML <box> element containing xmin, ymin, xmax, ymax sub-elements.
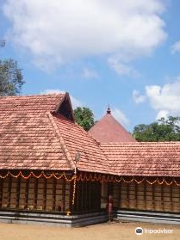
<box><xmin>0</xmin><ymin>93</ymin><xmax>180</xmax><ymax>226</ymax></box>
<box><xmin>88</xmin><ymin>107</ymin><xmax>136</xmax><ymax>143</ymax></box>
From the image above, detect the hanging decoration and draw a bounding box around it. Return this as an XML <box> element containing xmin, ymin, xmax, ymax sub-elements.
<box><xmin>72</xmin><ymin>175</ymin><xmax>77</xmax><ymax>206</ymax></box>
<box><xmin>0</xmin><ymin>171</ymin><xmax>75</xmax><ymax>182</ymax></box>
<box><xmin>0</xmin><ymin>170</ymin><xmax>180</xmax><ymax>186</ymax></box>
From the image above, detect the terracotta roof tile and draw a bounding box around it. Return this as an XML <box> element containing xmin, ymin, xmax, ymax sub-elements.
<box><xmin>88</xmin><ymin>111</ymin><xmax>136</xmax><ymax>143</ymax></box>
<box><xmin>52</xmin><ymin>113</ymin><xmax>113</xmax><ymax>174</ymax></box>
<box><xmin>0</xmin><ymin>94</ymin><xmax>71</xmax><ymax>171</ymax></box>
<box><xmin>0</xmin><ymin>94</ymin><xmax>65</xmax><ymax>113</ymax></box>
<box><xmin>0</xmin><ymin>94</ymin><xmax>113</xmax><ymax>174</ymax></box>
<box><xmin>2</xmin><ymin>94</ymin><xmax>180</xmax><ymax>178</ymax></box>
<box><xmin>101</xmin><ymin>142</ymin><xmax>180</xmax><ymax>177</ymax></box>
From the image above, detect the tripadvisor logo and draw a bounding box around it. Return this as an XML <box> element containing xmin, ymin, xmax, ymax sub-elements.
<box><xmin>135</xmin><ymin>227</ymin><xmax>143</xmax><ymax>235</ymax></box>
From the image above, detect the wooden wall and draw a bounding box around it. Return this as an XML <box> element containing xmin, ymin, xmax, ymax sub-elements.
<box><xmin>0</xmin><ymin>176</ymin><xmax>71</xmax><ymax>212</ymax></box>
<box><xmin>113</xmin><ymin>181</ymin><xmax>180</xmax><ymax>212</ymax></box>
<box><xmin>74</xmin><ymin>181</ymin><xmax>101</xmax><ymax>213</ymax></box>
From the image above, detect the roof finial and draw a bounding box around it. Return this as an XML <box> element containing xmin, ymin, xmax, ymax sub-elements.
<box><xmin>107</xmin><ymin>105</ymin><xmax>111</xmax><ymax>114</ymax></box>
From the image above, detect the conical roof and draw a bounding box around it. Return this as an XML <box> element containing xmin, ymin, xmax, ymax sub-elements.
<box><xmin>88</xmin><ymin>108</ymin><xmax>136</xmax><ymax>143</ymax></box>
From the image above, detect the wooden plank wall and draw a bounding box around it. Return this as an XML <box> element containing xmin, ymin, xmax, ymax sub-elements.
<box><xmin>113</xmin><ymin>181</ymin><xmax>180</xmax><ymax>212</ymax></box>
<box><xmin>0</xmin><ymin>176</ymin><xmax>71</xmax><ymax>212</ymax></box>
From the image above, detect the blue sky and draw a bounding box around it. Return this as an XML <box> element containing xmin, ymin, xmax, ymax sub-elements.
<box><xmin>1</xmin><ymin>0</ymin><xmax>180</xmax><ymax>132</ymax></box>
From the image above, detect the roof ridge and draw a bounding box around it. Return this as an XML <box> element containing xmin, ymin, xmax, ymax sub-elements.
<box><xmin>100</xmin><ymin>141</ymin><xmax>180</xmax><ymax>146</ymax></box>
<box><xmin>0</xmin><ymin>93</ymin><xmax>64</xmax><ymax>99</ymax></box>
<box><xmin>46</xmin><ymin>112</ymin><xmax>75</xmax><ymax>170</ymax></box>
<box><xmin>73</xmin><ymin>121</ymin><xmax>115</xmax><ymax>174</ymax></box>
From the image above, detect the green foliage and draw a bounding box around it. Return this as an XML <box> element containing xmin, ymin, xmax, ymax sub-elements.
<box><xmin>0</xmin><ymin>41</ymin><xmax>24</xmax><ymax>96</ymax></box>
<box><xmin>133</xmin><ymin>116</ymin><xmax>180</xmax><ymax>141</ymax></box>
<box><xmin>74</xmin><ymin>107</ymin><xmax>95</xmax><ymax>131</ymax></box>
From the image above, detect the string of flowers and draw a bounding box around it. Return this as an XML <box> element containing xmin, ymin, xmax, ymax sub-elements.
<box><xmin>0</xmin><ymin>171</ymin><xmax>180</xmax><ymax>186</ymax></box>
<box><xmin>0</xmin><ymin>171</ymin><xmax>75</xmax><ymax>182</ymax></box>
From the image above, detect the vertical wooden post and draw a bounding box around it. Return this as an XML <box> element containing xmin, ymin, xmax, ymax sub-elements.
<box><xmin>34</xmin><ymin>178</ymin><xmax>38</xmax><ymax>209</ymax></box>
<box><xmin>25</xmin><ymin>178</ymin><xmax>29</xmax><ymax>209</ymax></box>
<box><xmin>7</xmin><ymin>176</ymin><xmax>12</xmax><ymax>208</ymax></box>
<box><xmin>0</xmin><ymin>178</ymin><xmax>3</xmax><ymax>208</ymax></box>
<box><xmin>98</xmin><ymin>182</ymin><xmax>101</xmax><ymax>210</ymax></box>
<box><xmin>74</xmin><ymin>180</ymin><xmax>79</xmax><ymax>212</ymax></box>
<box><xmin>84</xmin><ymin>181</ymin><xmax>88</xmax><ymax>211</ymax></box>
<box><xmin>152</xmin><ymin>183</ymin><xmax>155</xmax><ymax>211</ymax></box>
<box><xmin>179</xmin><ymin>181</ymin><xmax>180</xmax><ymax>212</ymax></box>
<box><xmin>135</xmin><ymin>183</ymin><xmax>138</xmax><ymax>209</ymax></box>
<box><xmin>43</xmin><ymin>178</ymin><xmax>47</xmax><ymax>211</ymax></box>
<box><xmin>144</xmin><ymin>181</ymin><xmax>146</xmax><ymax>210</ymax></box>
<box><xmin>127</xmin><ymin>183</ymin><xmax>129</xmax><ymax>208</ymax></box>
<box><xmin>79</xmin><ymin>181</ymin><xmax>83</xmax><ymax>211</ymax></box>
<box><xmin>161</xmin><ymin>183</ymin><xmax>164</xmax><ymax>211</ymax></box>
<box><xmin>68</xmin><ymin>181</ymin><xmax>73</xmax><ymax>212</ymax></box>
<box><xmin>170</xmin><ymin>182</ymin><xmax>173</xmax><ymax>212</ymax></box>
<box><xmin>85</xmin><ymin>181</ymin><xmax>88</xmax><ymax>210</ymax></box>
<box><xmin>119</xmin><ymin>182</ymin><xmax>121</xmax><ymax>209</ymax></box>
<box><xmin>16</xmin><ymin>177</ymin><xmax>21</xmax><ymax>209</ymax></box>
<box><xmin>88</xmin><ymin>182</ymin><xmax>92</xmax><ymax>210</ymax></box>
<box><xmin>62</xmin><ymin>178</ymin><xmax>66</xmax><ymax>212</ymax></box>
<box><xmin>94</xmin><ymin>182</ymin><xmax>97</xmax><ymax>210</ymax></box>
<box><xmin>53</xmin><ymin>178</ymin><xmax>57</xmax><ymax>211</ymax></box>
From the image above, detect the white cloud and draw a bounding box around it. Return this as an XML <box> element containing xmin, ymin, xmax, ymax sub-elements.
<box><xmin>132</xmin><ymin>90</ymin><xmax>146</xmax><ymax>103</ymax></box>
<box><xmin>3</xmin><ymin>0</ymin><xmax>167</xmax><ymax>71</ymax></box>
<box><xmin>111</xmin><ymin>108</ymin><xmax>129</xmax><ymax>127</ymax></box>
<box><xmin>134</xmin><ymin>78</ymin><xmax>180</xmax><ymax>119</ymax></box>
<box><xmin>171</xmin><ymin>41</ymin><xmax>180</xmax><ymax>54</ymax></box>
<box><xmin>82</xmin><ymin>67</ymin><xmax>99</xmax><ymax>79</ymax></box>
<box><xmin>108</xmin><ymin>57</ymin><xmax>139</xmax><ymax>77</ymax></box>
<box><xmin>40</xmin><ymin>89</ymin><xmax>83</xmax><ymax>109</ymax></box>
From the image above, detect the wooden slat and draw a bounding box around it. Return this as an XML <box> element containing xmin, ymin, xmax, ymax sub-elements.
<box><xmin>0</xmin><ymin>178</ymin><xmax>3</xmax><ymax>208</ymax></box>
<box><xmin>135</xmin><ymin>183</ymin><xmax>138</xmax><ymax>209</ymax></box>
<box><xmin>52</xmin><ymin>178</ymin><xmax>57</xmax><ymax>211</ymax></box>
<box><xmin>119</xmin><ymin>183</ymin><xmax>121</xmax><ymax>208</ymax></box>
<box><xmin>81</xmin><ymin>181</ymin><xmax>84</xmax><ymax>210</ymax></box>
<box><xmin>69</xmin><ymin>181</ymin><xmax>73</xmax><ymax>212</ymax></box>
<box><xmin>161</xmin><ymin>184</ymin><xmax>164</xmax><ymax>211</ymax></box>
<box><xmin>7</xmin><ymin>176</ymin><xmax>12</xmax><ymax>208</ymax></box>
<box><xmin>43</xmin><ymin>178</ymin><xmax>47</xmax><ymax>210</ymax></box>
<box><xmin>152</xmin><ymin>183</ymin><xmax>155</xmax><ymax>211</ymax></box>
<box><xmin>179</xmin><ymin>185</ymin><xmax>180</xmax><ymax>212</ymax></box>
<box><xmin>16</xmin><ymin>177</ymin><xmax>21</xmax><ymax>209</ymax></box>
<box><xmin>144</xmin><ymin>182</ymin><xmax>146</xmax><ymax>210</ymax></box>
<box><xmin>62</xmin><ymin>178</ymin><xmax>66</xmax><ymax>212</ymax></box>
<box><xmin>24</xmin><ymin>178</ymin><xmax>29</xmax><ymax>209</ymax></box>
<box><xmin>127</xmin><ymin>183</ymin><xmax>129</xmax><ymax>208</ymax></box>
<box><xmin>34</xmin><ymin>178</ymin><xmax>38</xmax><ymax>209</ymax></box>
<box><xmin>170</xmin><ymin>183</ymin><xmax>173</xmax><ymax>212</ymax></box>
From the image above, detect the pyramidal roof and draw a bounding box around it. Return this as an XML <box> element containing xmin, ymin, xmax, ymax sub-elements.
<box><xmin>88</xmin><ymin>107</ymin><xmax>136</xmax><ymax>143</ymax></box>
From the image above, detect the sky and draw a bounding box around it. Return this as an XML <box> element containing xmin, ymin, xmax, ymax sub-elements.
<box><xmin>1</xmin><ymin>0</ymin><xmax>180</xmax><ymax>132</ymax></box>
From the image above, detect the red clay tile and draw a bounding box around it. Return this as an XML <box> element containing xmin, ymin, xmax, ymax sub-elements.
<box><xmin>101</xmin><ymin>142</ymin><xmax>180</xmax><ymax>177</ymax></box>
<box><xmin>88</xmin><ymin>109</ymin><xmax>136</xmax><ymax>143</ymax></box>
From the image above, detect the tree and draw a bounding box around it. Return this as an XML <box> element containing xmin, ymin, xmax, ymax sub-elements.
<box><xmin>74</xmin><ymin>107</ymin><xmax>95</xmax><ymax>131</ymax></box>
<box><xmin>133</xmin><ymin>116</ymin><xmax>180</xmax><ymax>141</ymax></box>
<box><xmin>0</xmin><ymin>40</ymin><xmax>24</xmax><ymax>96</ymax></box>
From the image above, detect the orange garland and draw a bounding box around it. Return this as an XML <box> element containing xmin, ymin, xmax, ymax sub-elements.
<box><xmin>0</xmin><ymin>171</ymin><xmax>75</xmax><ymax>182</ymax></box>
<box><xmin>72</xmin><ymin>175</ymin><xmax>77</xmax><ymax>205</ymax></box>
<box><xmin>0</xmin><ymin>170</ymin><xmax>180</xmax><ymax>186</ymax></box>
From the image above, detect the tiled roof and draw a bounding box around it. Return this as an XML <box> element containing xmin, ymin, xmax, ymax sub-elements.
<box><xmin>0</xmin><ymin>94</ymin><xmax>112</xmax><ymax>174</ymax></box>
<box><xmin>0</xmin><ymin>94</ymin><xmax>70</xmax><ymax>170</ymax></box>
<box><xmin>52</xmin><ymin>113</ymin><xmax>113</xmax><ymax>174</ymax></box>
<box><xmin>88</xmin><ymin>111</ymin><xmax>136</xmax><ymax>143</ymax></box>
<box><xmin>1</xmin><ymin>94</ymin><xmax>180</xmax><ymax>177</ymax></box>
<box><xmin>101</xmin><ymin>142</ymin><xmax>180</xmax><ymax>177</ymax></box>
<box><xmin>0</xmin><ymin>94</ymin><xmax>65</xmax><ymax>113</ymax></box>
